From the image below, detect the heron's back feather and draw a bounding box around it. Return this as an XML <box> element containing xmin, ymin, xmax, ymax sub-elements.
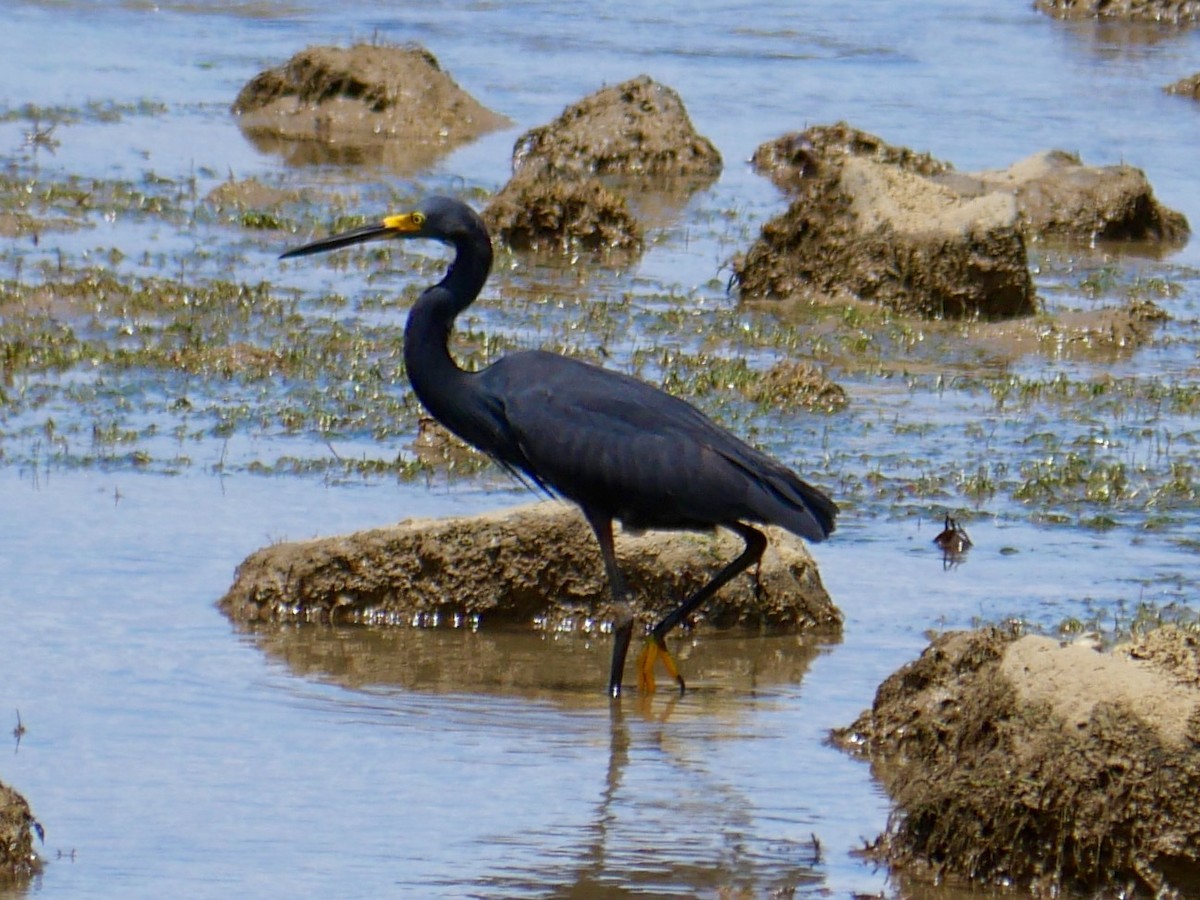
<box><xmin>477</xmin><ymin>351</ymin><xmax>836</xmax><ymax>541</ymax></box>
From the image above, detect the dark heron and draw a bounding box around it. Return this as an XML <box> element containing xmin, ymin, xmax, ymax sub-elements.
<box><xmin>281</xmin><ymin>196</ymin><xmax>837</xmax><ymax>696</ymax></box>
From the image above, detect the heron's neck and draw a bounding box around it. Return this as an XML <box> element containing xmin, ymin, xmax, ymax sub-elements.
<box><xmin>440</xmin><ymin>232</ymin><xmax>492</xmax><ymax>320</ymax></box>
<box><xmin>403</xmin><ymin>234</ymin><xmax>492</xmax><ymax>420</ymax></box>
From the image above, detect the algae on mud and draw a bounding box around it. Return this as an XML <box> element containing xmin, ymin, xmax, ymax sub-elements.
<box><xmin>1</xmin><ymin>105</ymin><xmax>1198</xmax><ymax>538</ymax></box>
<box><xmin>3</xmin><ymin>206</ymin><xmax>1199</xmax><ymax>533</ymax></box>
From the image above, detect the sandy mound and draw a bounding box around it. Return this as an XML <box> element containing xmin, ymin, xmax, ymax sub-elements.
<box><xmin>834</xmin><ymin>626</ymin><xmax>1200</xmax><ymax>896</ymax></box>
<box><xmin>218</xmin><ymin>501</ymin><xmax>839</xmax><ymax>636</ymax></box>
<box><xmin>0</xmin><ymin>780</ymin><xmax>41</xmax><ymax>884</ymax></box>
<box><xmin>486</xmin><ymin>76</ymin><xmax>720</xmax><ymax>256</ymax></box>
<box><xmin>231</xmin><ymin>43</ymin><xmax>507</xmax><ymax>172</ymax></box>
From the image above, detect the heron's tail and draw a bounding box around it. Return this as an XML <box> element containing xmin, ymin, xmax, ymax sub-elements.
<box><xmin>750</xmin><ymin>469</ymin><xmax>838</xmax><ymax>543</ymax></box>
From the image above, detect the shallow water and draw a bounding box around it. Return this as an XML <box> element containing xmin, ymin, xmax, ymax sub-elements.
<box><xmin>2</xmin><ymin>1</ymin><xmax>1200</xmax><ymax>897</ymax></box>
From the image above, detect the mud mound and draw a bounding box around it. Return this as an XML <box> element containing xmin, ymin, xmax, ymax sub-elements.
<box><xmin>735</xmin><ymin>154</ymin><xmax>1035</xmax><ymax>319</ymax></box>
<box><xmin>511</xmin><ymin>75</ymin><xmax>721</xmax><ymax>180</ymax></box>
<box><xmin>486</xmin><ymin>76</ymin><xmax>719</xmax><ymax>255</ymax></box>
<box><xmin>0</xmin><ymin>780</ymin><xmax>40</xmax><ymax>884</ymax></box>
<box><xmin>758</xmin><ymin>128</ymin><xmax>1188</xmax><ymax>248</ymax></box>
<box><xmin>231</xmin><ymin>43</ymin><xmax>507</xmax><ymax>172</ymax></box>
<box><xmin>1165</xmin><ymin>72</ymin><xmax>1200</xmax><ymax>99</ymax></box>
<box><xmin>219</xmin><ymin>501</ymin><xmax>839</xmax><ymax>635</ymax></box>
<box><xmin>483</xmin><ymin>174</ymin><xmax>643</xmax><ymax>256</ymax></box>
<box><xmin>952</xmin><ymin>150</ymin><xmax>1189</xmax><ymax>244</ymax></box>
<box><xmin>834</xmin><ymin>626</ymin><xmax>1200</xmax><ymax>896</ymax></box>
<box><xmin>1035</xmin><ymin>0</ymin><xmax>1200</xmax><ymax>24</ymax></box>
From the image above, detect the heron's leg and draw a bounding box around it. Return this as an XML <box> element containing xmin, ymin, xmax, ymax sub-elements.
<box><xmin>583</xmin><ymin>510</ymin><xmax>634</xmax><ymax>698</ymax></box>
<box><xmin>639</xmin><ymin>523</ymin><xmax>768</xmax><ymax>695</ymax></box>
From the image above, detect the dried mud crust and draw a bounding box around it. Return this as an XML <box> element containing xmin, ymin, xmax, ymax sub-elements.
<box><xmin>230</xmin><ymin>43</ymin><xmax>507</xmax><ymax>171</ymax></box>
<box><xmin>1035</xmin><ymin>0</ymin><xmax>1200</xmax><ymax>24</ymax></box>
<box><xmin>218</xmin><ymin>501</ymin><xmax>840</xmax><ymax>636</ymax></box>
<box><xmin>486</xmin><ymin>75</ymin><xmax>721</xmax><ymax>255</ymax></box>
<box><xmin>738</xmin><ymin>123</ymin><xmax>1187</xmax><ymax>319</ymax></box>
<box><xmin>949</xmin><ymin>149</ymin><xmax>1190</xmax><ymax>244</ymax></box>
<box><xmin>833</xmin><ymin>626</ymin><xmax>1200</xmax><ymax>897</ymax></box>
<box><xmin>0</xmin><ymin>780</ymin><xmax>41</xmax><ymax>884</ymax></box>
<box><xmin>751</xmin><ymin>122</ymin><xmax>953</xmax><ymax>194</ymax></box>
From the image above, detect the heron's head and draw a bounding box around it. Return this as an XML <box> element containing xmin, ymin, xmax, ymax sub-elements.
<box><xmin>280</xmin><ymin>195</ymin><xmax>485</xmax><ymax>259</ymax></box>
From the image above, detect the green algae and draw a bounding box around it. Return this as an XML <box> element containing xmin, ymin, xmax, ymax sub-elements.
<box><xmin>2</xmin><ymin>157</ymin><xmax>1199</xmax><ymax>548</ymax></box>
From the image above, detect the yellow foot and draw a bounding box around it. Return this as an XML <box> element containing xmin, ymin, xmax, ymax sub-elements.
<box><xmin>636</xmin><ymin>636</ymin><xmax>685</xmax><ymax>695</ymax></box>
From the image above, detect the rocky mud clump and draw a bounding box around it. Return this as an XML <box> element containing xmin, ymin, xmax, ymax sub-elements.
<box><xmin>737</xmin><ymin>123</ymin><xmax>1187</xmax><ymax>319</ymax></box>
<box><xmin>486</xmin><ymin>75</ymin><xmax>721</xmax><ymax>255</ymax></box>
<box><xmin>740</xmin><ymin>360</ymin><xmax>849</xmax><ymax>413</ymax></box>
<box><xmin>944</xmin><ymin>149</ymin><xmax>1189</xmax><ymax>244</ymax></box>
<box><xmin>834</xmin><ymin>625</ymin><xmax>1200</xmax><ymax>897</ymax></box>
<box><xmin>508</xmin><ymin>75</ymin><xmax>721</xmax><ymax>181</ymax></box>
<box><xmin>484</xmin><ymin>176</ymin><xmax>643</xmax><ymax>255</ymax></box>
<box><xmin>751</xmin><ymin>122</ymin><xmax>953</xmax><ymax>194</ymax></box>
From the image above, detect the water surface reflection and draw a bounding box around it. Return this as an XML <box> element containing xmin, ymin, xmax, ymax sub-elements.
<box><xmin>247</xmin><ymin>624</ymin><xmax>828</xmax><ymax>702</ymax></box>
<box><xmin>251</xmin><ymin>626</ymin><xmax>833</xmax><ymax>896</ymax></box>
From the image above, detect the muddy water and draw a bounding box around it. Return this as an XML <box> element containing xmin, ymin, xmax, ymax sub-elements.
<box><xmin>2</xmin><ymin>1</ymin><xmax>1200</xmax><ymax>897</ymax></box>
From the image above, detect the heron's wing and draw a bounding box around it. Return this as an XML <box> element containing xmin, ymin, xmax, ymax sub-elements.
<box><xmin>483</xmin><ymin>352</ymin><xmax>836</xmax><ymax>540</ymax></box>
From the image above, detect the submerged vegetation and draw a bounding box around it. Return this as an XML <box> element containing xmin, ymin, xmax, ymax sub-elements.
<box><xmin>1</xmin><ymin>148</ymin><xmax>1200</xmax><ymax>543</ymax></box>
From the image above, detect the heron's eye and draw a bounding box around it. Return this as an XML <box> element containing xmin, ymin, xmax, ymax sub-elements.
<box><xmin>412</xmin><ymin>212</ymin><xmax>426</xmax><ymax>227</ymax></box>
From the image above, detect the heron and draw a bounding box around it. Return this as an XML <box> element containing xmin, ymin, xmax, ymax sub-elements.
<box><xmin>281</xmin><ymin>195</ymin><xmax>837</xmax><ymax>697</ymax></box>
